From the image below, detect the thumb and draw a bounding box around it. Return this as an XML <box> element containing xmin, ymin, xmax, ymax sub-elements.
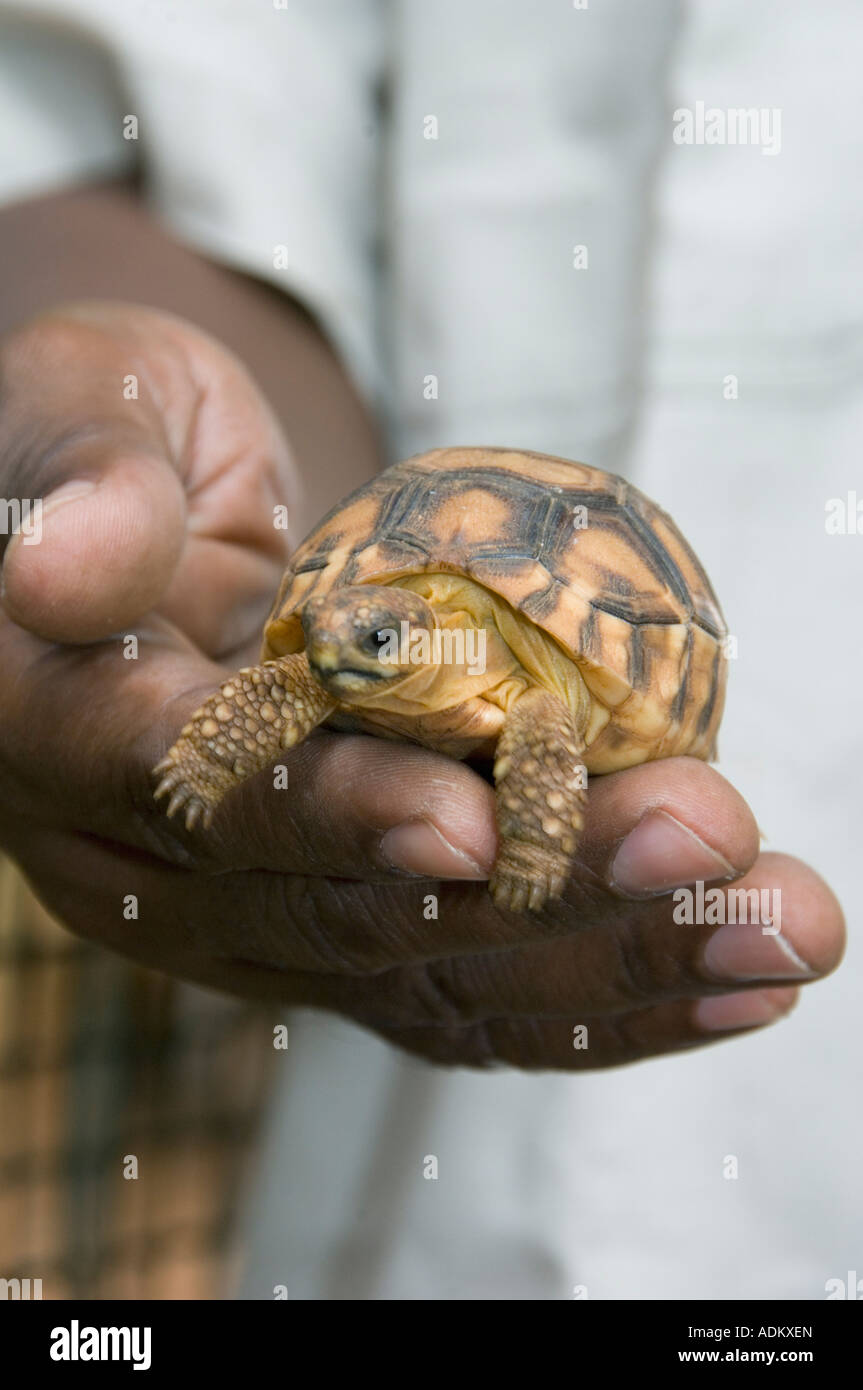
<box><xmin>0</xmin><ymin>304</ymin><xmax>192</xmax><ymax>644</ymax></box>
<box><xmin>1</xmin><ymin>452</ymin><xmax>186</xmax><ymax>643</ymax></box>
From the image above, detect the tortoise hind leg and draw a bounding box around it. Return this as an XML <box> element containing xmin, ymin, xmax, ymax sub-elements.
<box><xmin>490</xmin><ymin>686</ymin><xmax>588</xmax><ymax>912</ymax></box>
<box><xmin>153</xmin><ymin>652</ymin><xmax>334</xmax><ymax>830</ymax></box>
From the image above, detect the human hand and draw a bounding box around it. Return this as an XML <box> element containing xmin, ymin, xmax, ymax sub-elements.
<box><xmin>0</xmin><ymin>303</ymin><xmax>844</xmax><ymax>1068</ymax></box>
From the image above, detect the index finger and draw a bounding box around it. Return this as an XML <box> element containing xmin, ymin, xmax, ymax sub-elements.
<box><xmin>18</xmin><ymin>754</ymin><xmax>762</xmax><ymax>986</ymax></box>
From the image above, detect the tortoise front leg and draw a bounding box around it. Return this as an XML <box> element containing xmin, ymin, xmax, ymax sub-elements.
<box><xmin>153</xmin><ymin>652</ymin><xmax>334</xmax><ymax>830</ymax></box>
<box><xmin>490</xmin><ymin>686</ymin><xmax>588</xmax><ymax>912</ymax></box>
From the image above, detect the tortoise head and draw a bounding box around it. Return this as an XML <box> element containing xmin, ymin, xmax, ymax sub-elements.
<box><xmin>301</xmin><ymin>585</ymin><xmax>437</xmax><ymax>702</ymax></box>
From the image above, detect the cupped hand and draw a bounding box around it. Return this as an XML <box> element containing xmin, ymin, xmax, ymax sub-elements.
<box><xmin>0</xmin><ymin>303</ymin><xmax>845</xmax><ymax>1069</ymax></box>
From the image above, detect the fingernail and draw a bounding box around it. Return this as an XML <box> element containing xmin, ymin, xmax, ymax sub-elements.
<box><xmin>610</xmin><ymin>810</ymin><xmax>737</xmax><ymax>897</ymax></box>
<box><xmin>380</xmin><ymin>819</ymin><xmax>490</xmax><ymax>880</ymax></box>
<box><xmin>1</xmin><ymin>481</ymin><xmax>98</xmax><ymax>601</ymax></box>
<box><xmin>2</xmin><ymin>481</ymin><xmax>97</xmax><ymax>571</ymax></box>
<box><xmin>695</xmin><ymin>987</ymin><xmax>799</xmax><ymax>1032</ymax></box>
<box><xmin>40</xmin><ymin>479</ymin><xmax>98</xmax><ymax>519</ymax></box>
<box><xmin>703</xmin><ymin>923</ymin><xmax>815</xmax><ymax>982</ymax></box>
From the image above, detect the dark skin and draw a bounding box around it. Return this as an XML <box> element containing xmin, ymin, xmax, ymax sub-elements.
<box><xmin>0</xmin><ymin>181</ymin><xmax>845</xmax><ymax>1068</ymax></box>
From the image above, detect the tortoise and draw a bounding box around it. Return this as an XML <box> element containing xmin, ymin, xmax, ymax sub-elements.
<box><xmin>154</xmin><ymin>447</ymin><xmax>727</xmax><ymax>911</ymax></box>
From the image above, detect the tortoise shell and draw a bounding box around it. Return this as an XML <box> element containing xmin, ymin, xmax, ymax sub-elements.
<box><xmin>262</xmin><ymin>447</ymin><xmax>727</xmax><ymax>770</ymax></box>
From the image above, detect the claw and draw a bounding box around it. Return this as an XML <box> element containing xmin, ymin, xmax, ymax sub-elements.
<box><xmin>489</xmin><ymin>858</ymin><xmax>570</xmax><ymax>913</ymax></box>
<box><xmin>527</xmin><ymin>881</ymin><xmax>547</xmax><ymax>912</ymax></box>
<box><xmin>489</xmin><ymin>871</ymin><xmax>532</xmax><ymax>913</ymax></box>
<box><xmin>153</xmin><ymin>771</ymin><xmax>180</xmax><ymax>801</ymax></box>
<box><xmin>153</xmin><ymin>741</ymin><xmax>222</xmax><ymax>833</ymax></box>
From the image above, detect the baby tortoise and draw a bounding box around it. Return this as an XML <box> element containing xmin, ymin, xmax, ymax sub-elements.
<box><xmin>154</xmin><ymin>447</ymin><xmax>727</xmax><ymax>911</ymax></box>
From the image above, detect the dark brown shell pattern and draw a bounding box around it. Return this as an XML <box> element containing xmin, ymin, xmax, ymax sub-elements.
<box><xmin>262</xmin><ymin>448</ymin><xmax>727</xmax><ymax>771</ymax></box>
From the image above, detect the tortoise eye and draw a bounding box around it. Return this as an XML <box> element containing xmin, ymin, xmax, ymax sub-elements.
<box><xmin>359</xmin><ymin>628</ymin><xmax>392</xmax><ymax>656</ymax></box>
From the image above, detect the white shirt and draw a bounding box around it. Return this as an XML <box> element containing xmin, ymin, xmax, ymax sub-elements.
<box><xmin>2</xmin><ymin>0</ymin><xmax>858</xmax><ymax>1299</ymax></box>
